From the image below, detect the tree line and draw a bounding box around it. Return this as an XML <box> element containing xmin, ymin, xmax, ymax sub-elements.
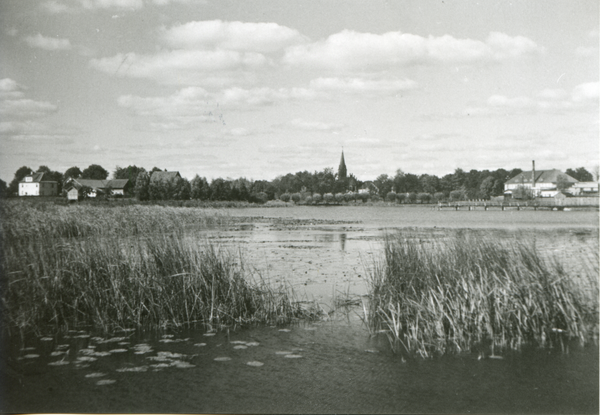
<box><xmin>1</xmin><ymin>163</ymin><xmax>595</xmax><ymax>202</ymax></box>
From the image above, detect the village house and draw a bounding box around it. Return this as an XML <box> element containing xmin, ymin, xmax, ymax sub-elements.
<box><xmin>569</xmin><ymin>181</ymin><xmax>599</xmax><ymax>196</ymax></box>
<box><xmin>64</xmin><ymin>178</ymin><xmax>131</xmax><ymax>200</ymax></box>
<box><xmin>18</xmin><ymin>172</ymin><xmax>58</xmax><ymax>196</ymax></box>
<box><xmin>504</xmin><ymin>161</ymin><xmax>578</xmax><ymax>198</ymax></box>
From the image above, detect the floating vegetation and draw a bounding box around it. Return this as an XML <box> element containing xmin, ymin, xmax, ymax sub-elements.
<box><xmin>275</xmin><ymin>351</ymin><xmax>293</xmax><ymax>355</ymax></box>
<box><xmin>233</xmin><ymin>345</ymin><xmax>248</xmax><ymax>350</ymax></box>
<box><xmin>76</xmin><ymin>356</ymin><xmax>97</xmax><ymax>362</ymax></box>
<box><xmin>20</xmin><ymin>347</ymin><xmax>36</xmax><ymax>351</ymax></box>
<box><xmin>48</xmin><ymin>360</ymin><xmax>69</xmax><ymax>366</ymax></box>
<box><xmin>367</xmin><ymin>232</ymin><xmax>600</xmax><ymax>357</ymax></box>
<box><xmin>203</xmin><ymin>333</ymin><xmax>216</xmax><ymax>337</ymax></box>
<box><xmin>214</xmin><ymin>357</ymin><xmax>232</xmax><ymax>362</ymax></box>
<box><xmin>284</xmin><ymin>354</ymin><xmax>302</xmax><ymax>359</ymax></box>
<box><xmin>109</xmin><ymin>349</ymin><xmax>128</xmax><ymax>353</ymax></box>
<box><xmin>246</xmin><ymin>342</ymin><xmax>260</xmax><ymax>347</ymax></box>
<box><xmin>22</xmin><ymin>354</ymin><xmax>40</xmax><ymax>359</ymax></box>
<box><xmin>117</xmin><ymin>341</ymin><xmax>130</xmax><ymax>345</ymax></box>
<box><xmin>56</xmin><ymin>344</ymin><xmax>69</xmax><ymax>350</ymax></box>
<box><xmin>50</xmin><ymin>351</ymin><xmax>67</xmax><ymax>357</ymax></box>
<box><xmin>133</xmin><ymin>344</ymin><xmax>153</xmax><ymax>354</ymax></box>
<box><xmin>116</xmin><ymin>366</ymin><xmax>148</xmax><ymax>372</ymax></box>
<box><xmin>171</xmin><ymin>361</ymin><xmax>195</xmax><ymax>369</ymax></box>
<box><xmin>246</xmin><ymin>361</ymin><xmax>264</xmax><ymax>367</ymax></box>
<box><xmin>40</xmin><ymin>337</ymin><xmax>53</xmax><ymax>341</ymax></box>
<box><xmin>85</xmin><ymin>372</ymin><xmax>106</xmax><ymax>378</ymax></box>
<box><xmin>96</xmin><ymin>379</ymin><xmax>116</xmax><ymax>386</ymax></box>
<box><xmin>230</xmin><ymin>340</ymin><xmax>246</xmax><ymax>344</ymax></box>
<box><xmin>193</xmin><ymin>343</ymin><xmax>207</xmax><ymax>347</ymax></box>
<box><xmin>279</xmin><ymin>329</ymin><xmax>291</xmax><ymax>332</ymax></box>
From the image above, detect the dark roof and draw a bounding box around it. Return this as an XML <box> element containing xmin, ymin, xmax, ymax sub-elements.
<box><xmin>150</xmin><ymin>171</ymin><xmax>181</xmax><ymax>182</ymax></box>
<box><xmin>20</xmin><ymin>172</ymin><xmax>57</xmax><ymax>183</ymax></box>
<box><xmin>67</xmin><ymin>178</ymin><xmax>130</xmax><ymax>190</ymax></box>
<box><xmin>505</xmin><ymin>169</ymin><xmax>578</xmax><ymax>185</ymax></box>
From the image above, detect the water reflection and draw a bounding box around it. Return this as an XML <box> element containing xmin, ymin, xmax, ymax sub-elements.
<box><xmin>339</xmin><ymin>233</ymin><xmax>346</xmax><ymax>251</ymax></box>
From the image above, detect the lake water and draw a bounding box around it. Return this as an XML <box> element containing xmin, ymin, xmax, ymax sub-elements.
<box><xmin>3</xmin><ymin>206</ymin><xmax>598</xmax><ymax>413</ymax></box>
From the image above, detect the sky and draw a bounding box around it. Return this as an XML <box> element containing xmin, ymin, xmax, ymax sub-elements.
<box><xmin>0</xmin><ymin>0</ymin><xmax>598</xmax><ymax>183</ymax></box>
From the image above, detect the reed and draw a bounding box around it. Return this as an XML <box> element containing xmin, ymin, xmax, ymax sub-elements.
<box><xmin>1</xmin><ymin>202</ymin><xmax>319</xmax><ymax>336</ymax></box>
<box><xmin>0</xmin><ymin>200</ymin><xmax>229</xmax><ymax>242</ymax></box>
<box><xmin>367</xmin><ymin>232</ymin><xmax>599</xmax><ymax>357</ymax></box>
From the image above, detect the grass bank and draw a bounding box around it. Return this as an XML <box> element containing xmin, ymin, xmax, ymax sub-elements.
<box><xmin>1</xmin><ymin>202</ymin><xmax>319</xmax><ymax>336</ymax></box>
<box><xmin>367</xmin><ymin>232</ymin><xmax>599</xmax><ymax>357</ymax></box>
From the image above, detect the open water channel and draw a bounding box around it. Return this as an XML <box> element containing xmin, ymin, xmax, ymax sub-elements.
<box><xmin>3</xmin><ymin>206</ymin><xmax>599</xmax><ymax>413</ymax></box>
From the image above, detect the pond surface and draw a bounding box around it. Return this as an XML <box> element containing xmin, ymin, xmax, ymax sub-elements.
<box><xmin>2</xmin><ymin>206</ymin><xmax>598</xmax><ymax>413</ymax></box>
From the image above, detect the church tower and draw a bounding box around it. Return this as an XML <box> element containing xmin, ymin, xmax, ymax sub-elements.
<box><xmin>338</xmin><ymin>150</ymin><xmax>347</xmax><ymax>180</ymax></box>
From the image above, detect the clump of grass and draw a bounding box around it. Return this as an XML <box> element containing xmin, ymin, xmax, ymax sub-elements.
<box><xmin>367</xmin><ymin>232</ymin><xmax>599</xmax><ymax>357</ymax></box>
<box><xmin>0</xmin><ymin>201</ymin><xmax>319</xmax><ymax>336</ymax></box>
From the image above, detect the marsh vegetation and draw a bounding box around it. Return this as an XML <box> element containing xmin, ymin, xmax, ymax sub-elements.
<box><xmin>1</xmin><ymin>201</ymin><xmax>319</xmax><ymax>336</ymax></box>
<box><xmin>367</xmin><ymin>232</ymin><xmax>599</xmax><ymax>357</ymax></box>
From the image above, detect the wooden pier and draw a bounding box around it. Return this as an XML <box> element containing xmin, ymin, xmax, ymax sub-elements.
<box><xmin>435</xmin><ymin>199</ymin><xmax>599</xmax><ymax>211</ymax></box>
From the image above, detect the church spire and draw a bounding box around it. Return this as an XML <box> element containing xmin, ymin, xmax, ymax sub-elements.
<box><xmin>338</xmin><ymin>149</ymin><xmax>347</xmax><ymax>180</ymax></box>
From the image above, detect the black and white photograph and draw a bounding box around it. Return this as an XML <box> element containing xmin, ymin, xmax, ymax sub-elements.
<box><xmin>0</xmin><ymin>0</ymin><xmax>598</xmax><ymax>413</ymax></box>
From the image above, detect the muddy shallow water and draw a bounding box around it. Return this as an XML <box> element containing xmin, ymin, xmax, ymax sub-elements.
<box><xmin>2</xmin><ymin>206</ymin><xmax>599</xmax><ymax>413</ymax></box>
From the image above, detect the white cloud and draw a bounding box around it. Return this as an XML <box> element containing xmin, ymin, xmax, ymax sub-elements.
<box><xmin>78</xmin><ymin>0</ymin><xmax>144</xmax><ymax>9</ymax></box>
<box><xmin>288</xmin><ymin>118</ymin><xmax>344</xmax><ymax>133</ymax></box>
<box><xmin>575</xmin><ymin>46</ymin><xmax>596</xmax><ymax>58</ymax></box>
<box><xmin>0</xmin><ymin>78</ymin><xmax>25</xmax><ymax>99</ymax></box>
<box><xmin>283</xmin><ymin>30</ymin><xmax>543</xmax><ymax>71</ymax></box>
<box><xmin>309</xmin><ymin>77</ymin><xmax>417</xmax><ymax>95</ymax></box>
<box><xmin>42</xmin><ymin>0</ymin><xmax>74</xmax><ymax>13</ymax></box>
<box><xmin>0</xmin><ymin>99</ymin><xmax>58</xmax><ymax>118</ymax></box>
<box><xmin>162</xmin><ymin>20</ymin><xmax>307</xmax><ymax>53</ymax></box>
<box><xmin>572</xmin><ymin>82</ymin><xmax>599</xmax><ymax>102</ymax></box>
<box><xmin>25</xmin><ymin>34</ymin><xmax>72</xmax><ymax>51</ymax></box>
<box><xmin>0</xmin><ymin>120</ymin><xmax>77</xmax><ymax>142</ymax></box>
<box><xmin>90</xmin><ymin>50</ymin><xmax>269</xmax><ymax>85</ymax></box>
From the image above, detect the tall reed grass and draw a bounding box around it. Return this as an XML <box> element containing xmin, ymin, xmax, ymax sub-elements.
<box><xmin>0</xmin><ymin>200</ymin><xmax>229</xmax><ymax>241</ymax></box>
<box><xmin>367</xmin><ymin>232</ymin><xmax>599</xmax><ymax>357</ymax></box>
<box><xmin>1</xmin><ymin>201</ymin><xmax>318</xmax><ymax>336</ymax></box>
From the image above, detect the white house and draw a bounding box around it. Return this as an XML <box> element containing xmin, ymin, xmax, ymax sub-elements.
<box><xmin>504</xmin><ymin>161</ymin><xmax>578</xmax><ymax>198</ymax></box>
<box><xmin>19</xmin><ymin>173</ymin><xmax>58</xmax><ymax>196</ymax></box>
<box><xmin>569</xmin><ymin>181</ymin><xmax>599</xmax><ymax>195</ymax></box>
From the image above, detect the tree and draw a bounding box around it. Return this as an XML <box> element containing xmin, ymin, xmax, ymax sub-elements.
<box><xmin>191</xmin><ymin>175</ymin><xmax>210</xmax><ymax>200</ymax></box>
<box><xmin>114</xmin><ymin>165</ymin><xmax>144</xmax><ymax>185</ymax></box>
<box><xmin>0</xmin><ymin>179</ymin><xmax>7</xmax><ymax>198</ymax></box>
<box><xmin>81</xmin><ymin>164</ymin><xmax>109</xmax><ymax>180</ymax></box>
<box><xmin>279</xmin><ymin>193</ymin><xmax>291</xmax><ymax>202</ymax></box>
<box><xmin>556</xmin><ymin>174</ymin><xmax>574</xmax><ymax>192</ymax></box>
<box><xmin>479</xmin><ymin>176</ymin><xmax>495</xmax><ymax>199</ymax></box>
<box><xmin>386</xmin><ymin>191</ymin><xmax>397</xmax><ymax>202</ymax></box>
<box><xmin>134</xmin><ymin>171</ymin><xmax>150</xmax><ymax>201</ymax></box>
<box><xmin>374</xmin><ymin>174</ymin><xmax>393</xmax><ymax>197</ymax></box>
<box><xmin>566</xmin><ymin>167</ymin><xmax>593</xmax><ymax>182</ymax></box>
<box><xmin>8</xmin><ymin>166</ymin><xmax>33</xmax><ymax>196</ymax></box>
<box><xmin>64</xmin><ymin>166</ymin><xmax>82</xmax><ymax>181</ymax></box>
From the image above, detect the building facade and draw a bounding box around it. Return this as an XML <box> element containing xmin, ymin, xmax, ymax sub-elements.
<box><xmin>19</xmin><ymin>173</ymin><xmax>58</xmax><ymax>196</ymax></box>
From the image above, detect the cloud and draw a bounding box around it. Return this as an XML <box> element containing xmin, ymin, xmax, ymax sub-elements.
<box><xmin>0</xmin><ymin>120</ymin><xmax>77</xmax><ymax>142</ymax></box>
<box><xmin>90</xmin><ymin>50</ymin><xmax>269</xmax><ymax>85</ymax></box>
<box><xmin>283</xmin><ymin>30</ymin><xmax>543</xmax><ymax>71</ymax></box>
<box><xmin>162</xmin><ymin>20</ymin><xmax>307</xmax><ymax>53</ymax></box>
<box><xmin>575</xmin><ymin>46</ymin><xmax>596</xmax><ymax>58</ymax></box>
<box><xmin>24</xmin><ymin>34</ymin><xmax>72</xmax><ymax>51</ymax></box>
<box><xmin>287</xmin><ymin>118</ymin><xmax>345</xmax><ymax>133</ymax></box>
<box><xmin>461</xmin><ymin>82</ymin><xmax>598</xmax><ymax>117</ymax></box>
<box><xmin>0</xmin><ymin>99</ymin><xmax>58</xmax><ymax>118</ymax></box>
<box><xmin>309</xmin><ymin>77</ymin><xmax>417</xmax><ymax>96</ymax></box>
<box><xmin>78</xmin><ymin>0</ymin><xmax>144</xmax><ymax>9</ymax></box>
<box><xmin>0</xmin><ymin>78</ymin><xmax>25</xmax><ymax>99</ymax></box>
<box><xmin>42</xmin><ymin>0</ymin><xmax>75</xmax><ymax>13</ymax></box>
<box><xmin>572</xmin><ymin>82</ymin><xmax>599</xmax><ymax>102</ymax></box>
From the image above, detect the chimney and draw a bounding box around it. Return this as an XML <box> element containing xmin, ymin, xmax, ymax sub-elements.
<box><xmin>532</xmin><ymin>160</ymin><xmax>536</xmax><ymax>186</ymax></box>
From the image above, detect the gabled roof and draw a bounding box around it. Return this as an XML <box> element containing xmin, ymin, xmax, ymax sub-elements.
<box><xmin>67</xmin><ymin>178</ymin><xmax>130</xmax><ymax>190</ymax></box>
<box><xmin>505</xmin><ymin>169</ymin><xmax>578</xmax><ymax>185</ymax></box>
<box><xmin>20</xmin><ymin>172</ymin><xmax>57</xmax><ymax>183</ymax></box>
<box><xmin>150</xmin><ymin>171</ymin><xmax>181</xmax><ymax>182</ymax></box>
